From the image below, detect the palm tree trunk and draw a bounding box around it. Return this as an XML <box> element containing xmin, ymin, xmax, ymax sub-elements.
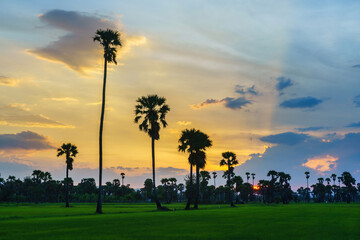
<box><xmin>96</xmin><ymin>58</ymin><xmax>107</xmax><ymax>214</ymax></box>
<box><xmin>194</xmin><ymin>165</ymin><xmax>200</xmax><ymax>209</ymax></box>
<box><xmin>152</xmin><ymin>137</ymin><xmax>162</xmax><ymax>209</ymax></box>
<box><xmin>185</xmin><ymin>164</ymin><xmax>192</xmax><ymax>210</ymax></box>
<box><xmin>66</xmin><ymin>165</ymin><xmax>69</xmax><ymax>208</ymax></box>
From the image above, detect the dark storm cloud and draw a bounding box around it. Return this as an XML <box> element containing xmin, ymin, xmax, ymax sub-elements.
<box><xmin>260</xmin><ymin>132</ymin><xmax>309</xmax><ymax>145</ymax></box>
<box><xmin>0</xmin><ymin>131</ymin><xmax>54</xmax><ymax>151</ymax></box>
<box><xmin>280</xmin><ymin>97</ymin><xmax>323</xmax><ymax>108</ymax></box>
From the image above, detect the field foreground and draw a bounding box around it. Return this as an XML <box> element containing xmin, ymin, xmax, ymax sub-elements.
<box><xmin>0</xmin><ymin>203</ymin><xmax>359</xmax><ymax>240</ymax></box>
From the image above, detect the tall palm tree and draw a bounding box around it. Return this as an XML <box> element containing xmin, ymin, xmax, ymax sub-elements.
<box><xmin>325</xmin><ymin>178</ymin><xmax>331</xmax><ymax>185</ymax></box>
<box><xmin>212</xmin><ymin>171</ymin><xmax>217</xmax><ymax>188</ymax></box>
<box><xmin>304</xmin><ymin>171</ymin><xmax>310</xmax><ymax>188</ymax></box>
<box><xmin>178</xmin><ymin>128</ymin><xmax>212</xmax><ymax>209</ymax></box>
<box><xmin>135</xmin><ymin>94</ymin><xmax>170</xmax><ymax>210</ymax></box>
<box><xmin>251</xmin><ymin>173</ymin><xmax>256</xmax><ymax>186</ymax></box>
<box><xmin>120</xmin><ymin>172</ymin><xmax>125</xmax><ymax>186</ymax></box>
<box><xmin>57</xmin><ymin>143</ymin><xmax>78</xmax><ymax>208</ymax></box>
<box><xmin>245</xmin><ymin>172</ymin><xmax>250</xmax><ymax>183</ymax></box>
<box><xmin>93</xmin><ymin>28</ymin><xmax>122</xmax><ymax>214</ymax></box>
<box><xmin>331</xmin><ymin>174</ymin><xmax>337</xmax><ymax>185</ymax></box>
<box><xmin>220</xmin><ymin>151</ymin><xmax>238</xmax><ymax>207</ymax></box>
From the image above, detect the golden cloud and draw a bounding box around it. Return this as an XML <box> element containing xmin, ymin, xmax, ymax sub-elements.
<box><xmin>302</xmin><ymin>155</ymin><xmax>338</xmax><ymax>173</ymax></box>
<box><xmin>0</xmin><ymin>76</ymin><xmax>19</xmax><ymax>87</ymax></box>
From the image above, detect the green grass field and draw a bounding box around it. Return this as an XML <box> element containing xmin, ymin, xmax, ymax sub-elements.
<box><xmin>0</xmin><ymin>203</ymin><xmax>359</xmax><ymax>240</ymax></box>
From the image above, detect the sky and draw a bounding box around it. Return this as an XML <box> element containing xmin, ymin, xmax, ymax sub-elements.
<box><xmin>0</xmin><ymin>0</ymin><xmax>360</xmax><ymax>189</ymax></box>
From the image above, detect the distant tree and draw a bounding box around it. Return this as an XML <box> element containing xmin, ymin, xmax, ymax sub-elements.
<box><xmin>177</xmin><ymin>183</ymin><xmax>185</xmax><ymax>201</ymax></box>
<box><xmin>121</xmin><ymin>173</ymin><xmax>125</xmax><ymax>186</ymax></box>
<box><xmin>220</xmin><ymin>151</ymin><xmax>238</xmax><ymax>207</ymax></box>
<box><xmin>143</xmin><ymin>179</ymin><xmax>153</xmax><ymax>200</ymax></box>
<box><xmin>304</xmin><ymin>171</ymin><xmax>310</xmax><ymax>202</ymax></box>
<box><xmin>331</xmin><ymin>174</ymin><xmax>337</xmax><ymax>186</ymax></box>
<box><xmin>245</xmin><ymin>172</ymin><xmax>250</xmax><ymax>183</ymax></box>
<box><xmin>251</xmin><ymin>173</ymin><xmax>256</xmax><ymax>186</ymax></box>
<box><xmin>93</xmin><ymin>28</ymin><xmax>122</xmax><ymax>214</ymax></box>
<box><xmin>212</xmin><ymin>171</ymin><xmax>217</xmax><ymax>188</ymax></box>
<box><xmin>325</xmin><ymin>178</ymin><xmax>331</xmax><ymax>185</ymax></box>
<box><xmin>267</xmin><ymin>170</ymin><xmax>278</xmax><ymax>203</ymax></box>
<box><xmin>341</xmin><ymin>171</ymin><xmax>356</xmax><ymax>203</ymax></box>
<box><xmin>57</xmin><ymin>143</ymin><xmax>78</xmax><ymax>208</ymax></box>
<box><xmin>135</xmin><ymin>95</ymin><xmax>170</xmax><ymax>210</ymax></box>
<box><xmin>232</xmin><ymin>176</ymin><xmax>243</xmax><ymax>203</ymax></box>
<box><xmin>178</xmin><ymin>129</ymin><xmax>212</xmax><ymax>209</ymax></box>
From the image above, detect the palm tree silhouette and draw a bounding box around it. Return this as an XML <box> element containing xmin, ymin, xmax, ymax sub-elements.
<box><xmin>220</xmin><ymin>151</ymin><xmax>238</xmax><ymax>207</ymax></box>
<box><xmin>57</xmin><ymin>143</ymin><xmax>78</xmax><ymax>208</ymax></box>
<box><xmin>134</xmin><ymin>94</ymin><xmax>170</xmax><ymax>210</ymax></box>
<box><xmin>325</xmin><ymin>178</ymin><xmax>331</xmax><ymax>185</ymax></box>
<box><xmin>251</xmin><ymin>173</ymin><xmax>256</xmax><ymax>186</ymax></box>
<box><xmin>331</xmin><ymin>174</ymin><xmax>337</xmax><ymax>185</ymax></box>
<box><xmin>246</xmin><ymin>172</ymin><xmax>250</xmax><ymax>183</ymax></box>
<box><xmin>212</xmin><ymin>171</ymin><xmax>217</xmax><ymax>188</ymax></box>
<box><xmin>93</xmin><ymin>28</ymin><xmax>122</xmax><ymax>214</ymax></box>
<box><xmin>120</xmin><ymin>172</ymin><xmax>125</xmax><ymax>186</ymax></box>
<box><xmin>305</xmin><ymin>171</ymin><xmax>310</xmax><ymax>188</ymax></box>
<box><xmin>179</xmin><ymin>128</ymin><xmax>212</xmax><ymax>209</ymax></box>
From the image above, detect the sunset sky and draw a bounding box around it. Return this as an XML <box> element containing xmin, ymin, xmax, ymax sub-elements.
<box><xmin>1</xmin><ymin>0</ymin><xmax>360</xmax><ymax>188</ymax></box>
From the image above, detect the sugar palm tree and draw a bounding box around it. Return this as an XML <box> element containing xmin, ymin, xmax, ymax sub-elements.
<box><xmin>120</xmin><ymin>172</ymin><xmax>125</xmax><ymax>186</ymax></box>
<box><xmin>178</xmin><ymin>128</ymin><xmax>212</xmax><ymax>209</ymax></box>
<box><xmin>245</xmin><ymin>172</ymin><xmax>250</xmax><ymax>183</ymax></box>
<box><xmin>134</xmin><ymin>94</ymin><xmax>170</xmax><ymax>210</ymax></box>
<box><xmin>251</xmin><ymin>173</ymin><xmax>256</xmax><ymax>186</ymax></box>
<box><xmin>57</xmin><ymin>143</ymin><xmax>78</xmax><ymax>208</ymax></box>
<box><xmin>212</xmin><ymin>171</ymin><xmax>217</xmax><ymax>188</ymax></box>
<box><xmin>93</xmin><ymin>28</ymin><xmax>122</xmax><ymax>214</ymax></box>
<box><xmin>220</xmin><ymin>151</ymin><xmax>238</xmax><ymax>207</ymax></box>
<box><xmin>331</xmin><ymin>174</ymin><xmax>337</xmax><ymax>185</ymax></box>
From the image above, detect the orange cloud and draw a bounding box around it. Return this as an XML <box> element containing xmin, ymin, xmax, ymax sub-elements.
<box><xmin>0</xmin><ymin>76</ymin><xmax>19</xmax><ymax>86</ymax></box>
<box><xmin>302</xmin><ymin>155</ymin><xmax>338</xmax><ymax>173</ymax></box>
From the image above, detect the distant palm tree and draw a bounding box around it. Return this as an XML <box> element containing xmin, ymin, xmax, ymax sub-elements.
<box><xmin>317</xmin><ymin>177</ymin><xmax>324</xmax><ymax>184</ymax></box>
<box><xmin>245</xmin><ymin>172</ymin><xmax>250</xmax><ymax>183</ymax></box>
<box><xmin>220</xmin><ymin>151</ymin><xmax>238</xmax><ymax>207</ymax></box>
<box><xmin>135</xmin><ymin>94</ymin><xmax>170</xmax><ymax>210</ymax></box>
<box><xmin>120</xmin><ymin>172</ymin><xmax>125</xmax><ymax>186</ymax></box>
<box><xmin>179</xmin><ymin>129</ymin><xmax>212</xmax><ymax>209</ymax></box>
<box><xmin>325</xmin><ymin>178</ymin><xmax>331</xmax><ymax>185</ymax></box>
<box><xmin>251</xmin><ymin>173</ymin><xmax>256</xmax><ymax>186</ymax></box>
<box><xmin>93</xmin><ymin>28</ymin><xmax>122</xmax><ymax>214</ymax></box>
<box><xmin>57</xmin><ymin>143</ymin><xmax>78</xmax><ymax>208</ymax></box>
<box><xmin>304</xmin><ymin>171</ymin><xmax>310</xmax><ymax>188</ymax></box>
<box><xmin>331</xmin><ymin>174</ymin><xmax>337</xmax><ymax>185</ymax></box>
<box><xmin>212</xmin><ymin>171</ymin><xmax>217</xmax><ymax>188</ymax></box>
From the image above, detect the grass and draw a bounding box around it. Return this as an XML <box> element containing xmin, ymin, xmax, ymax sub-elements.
<box><xmin>0</xmin><ymin>202</ymin><xmax>359</xmax><ymax>240</ymax></box>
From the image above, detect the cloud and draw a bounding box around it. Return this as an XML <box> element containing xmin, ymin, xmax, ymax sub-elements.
<box><xmin>295</xmin><ymin>126</ymin><xmax>326</xmax><ymax>132</ymax></box>
<box><xmin>192</xmin><ymin>97</ymin><xmax>251</xmax><ymax>110</ymax></box>
<box><xmin>42</xmin><ymin>97</ymin><xmax>78</xmax><ymax>102</ymax></box>
<box><xmin>353</xmin><ymin>94</ymin><xmax>360</xmax><ymax>107</ymax></box>
<box><xmin>275</xmin><ymin>76</ymin><xmax>293</xmax><ymax>91</ymax></box>
<box><xmin>0</xmin><ymin>76</ymin><xmax>19</xmax><ymax>86</ymax></box>
<box><xmin>157</xmin><ymin>167</ymin><xmax>187</xmax><ymax>175</ymax></box>
<box><xmin>235</xmin><ymin>85</ymin><xmax>258</xmax><ymax>95</ymax></box>
<box><xmin>260</xmin><ymin>132</ymin><xmax>309</xmax><ymax>145</ymax></box>
<box><xmin>238</xmin><ymin>132</ymin><xmax>360</xmax><ymax>188</ymax></box>
<box><xmin>280</xmin><ymin>96</ymin><xmax>323</xmax><ymax>108</ymax></box>
<box><xmin>302</xmin><ymin>155</ymin><xmax>338</xmax><ymax>173</ymax></box>
<box><xmin>0</xmin><ymin>131</ymin><xmax>55</xmax><ymax>152</ymax></box>
<box><xmin>0</xmin><ymin>104</ymin><xmax>73</xmax><ymax>128</ymax></box>
<box><xmin>352</xmin><ymin>64</ymin><xmax>360</xmax><ymax>68</ymax></box>
<box><xmin>345</xmin><ymin>121</ymin><xmax>360</xmax><ymax>128</ymax></box>
<box><xmin>177</xmin><ymin>121</ymin><xmax>192</xmax><ymax>126</ymax></box>
<box><xmin>27</xmin><ymin>10</ymin><xmax>146</xmax><ymax>75</ymax></box>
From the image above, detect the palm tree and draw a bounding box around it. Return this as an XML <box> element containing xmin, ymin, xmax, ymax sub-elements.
<box><xmin>220</xmin><ymin>151</ymin><xmax>238</xmax><ymax>207</ymax></box>
<box><xmin>134</xmin><ymin>94</ymin><xmax>170</xmax><ymax>210</ymax></box>
<box><xmin>325</xmin><ymin>178</ymin><xmax>331</xmax><ymax>185</ymax></box>
<box><xmin>93</xmin><ymin>28</ymin><xmax>122</xmax><ymax>214</ymax></box>
<box><xmin>251</xmin><ymin>173</ymin><xmax>256</xmax><ymax>186</ymax></box>
<box><xmin>331</xmin><ymin>174</ymin><xmax>337</xmax><ymax>185</ymax></box>
<box><xmin>304</xmin><ymin>171</ymin><xmax>310</xmax><ymax>188</ymax></box>
<box><xmin>120</xmin><ymin>172</ymin><xmax>125</xmax><ymax>186</ymax></box>
<box><xmin>212</xmin><ymin>171</ymin><xmax>217</xmax><ymax>188</ymax></box>
<box><xmin>245</xmin><ymin>172</ymin><xmax>250</xmax><ymax>183</ymax></box>
<box><xmin>57</xmin><ymin>143</ymin><xmax>78</xmax><ymax>208</ymax></box>
<box><xmin>178</xmin><ymin>128</ymin><xmax>212</xmax><ymax>209</ymax></box>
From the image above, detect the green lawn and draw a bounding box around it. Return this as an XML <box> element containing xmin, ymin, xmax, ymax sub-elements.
<box><xmin>0</xmin><ymin>203</ymin><xmax>359</xmax><ymax>240</ymax></box>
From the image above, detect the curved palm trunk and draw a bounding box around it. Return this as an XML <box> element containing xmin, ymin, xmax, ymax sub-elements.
<box><xmin>65</xmin><ymin>164</ymin><xmax>69</xmax><ymax>208</ymax></box>
<box><xmin>194</xmin><ymin>165</ymin><xmax>200</xmax><ymax>209</ymax></box>
<box><xmin>96</xmin><ymin>58</ymin><xmax>107</xmax><ymax>214</ymax></box>
<box><xmin>151</xmin><ymin>137</ymin><xmax>162</xmax><ymax>209</ymax></box>
<box><xmin>185</xmin><ymin>164</ymin><xmax>193</xmax><ymax>210</ymax></box>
